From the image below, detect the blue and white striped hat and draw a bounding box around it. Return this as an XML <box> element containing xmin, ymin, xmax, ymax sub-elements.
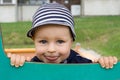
<box><xmin>27</xmin><ymin>3</ymin><xmax>76</xmax><ymax>40</ymax></box>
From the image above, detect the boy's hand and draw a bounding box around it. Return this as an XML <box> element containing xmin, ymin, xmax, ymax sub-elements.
<box><xmin>7</xmin><ymin>53</ymin><xmax>31</xmax><ymax>67</ymax></box>
<box><xmin>94</xmin><ymin>56</ymin><xmax>118</xmax><ymax>69</ymax></box>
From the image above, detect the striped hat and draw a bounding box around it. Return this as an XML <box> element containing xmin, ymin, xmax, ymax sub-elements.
<box><xmin>27</xmin><ymin>3</ymin><xmax>76</xmax><ymax>41</ymax></box>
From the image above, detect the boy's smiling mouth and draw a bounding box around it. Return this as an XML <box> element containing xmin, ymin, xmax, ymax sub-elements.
<box><xmin>44</xmin><ymin>56</ymin><xmax>59</xmax><ymax>62</ymax></box>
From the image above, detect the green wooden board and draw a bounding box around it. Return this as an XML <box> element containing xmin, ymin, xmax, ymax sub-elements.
<box><xmin>0</xmin><ymin>28</ymin><xmax>120</xmax><ymax>80</ymax></box>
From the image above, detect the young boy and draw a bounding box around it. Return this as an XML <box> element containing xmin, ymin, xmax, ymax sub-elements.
<box><xmin>8</xmin><ymin>3</ymin><xmax>117</xmax><ymax>68</ymax></box>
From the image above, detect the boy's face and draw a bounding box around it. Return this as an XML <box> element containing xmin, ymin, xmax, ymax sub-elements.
<box><xmin>33</xmin><ymin>24</ymin><xmax>73</xmax><ymax>63</ymax></box>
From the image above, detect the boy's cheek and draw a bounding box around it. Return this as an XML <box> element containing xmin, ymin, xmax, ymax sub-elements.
<box><xmin>36</xmin><ymin>48</ymin><xmax>45</xmax><ymax>53</ymax></box>
<box><xmin>35</xmin><ymin>46</ymin><xmax>45</xmax><ymax>53</ymax></box>
<box><xmin>61</xmin><ymin>45</ymin><xmax>71</xmax><ymax>51</ymax></box>
<box><xmin>59</xmin><ymin>47</ymin><xmax>71</xmax><ymax>55</ymax></box>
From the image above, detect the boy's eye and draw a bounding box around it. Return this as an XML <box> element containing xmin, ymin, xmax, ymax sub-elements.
<box><xmin>57</xmin><ymin>40</ymin><xmax>65</xmax><ymax>44</ymax></box>
<box><xmin>39</xmin><ymin>40</ymin><xmax>47</xmax><ymax>44</ymax></box>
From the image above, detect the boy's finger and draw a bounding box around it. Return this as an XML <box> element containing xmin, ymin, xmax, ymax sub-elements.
<box><xmin>19</xmin><ymin>56</ymin><xmax>26</xmax><ymax>66</ymax></box>
<box><xmin>7</xmin><ymin>53</ymin><xmax>12</xmax><ymax>58</ymax></box>
<box><xmin>15</xmin><ymin>55</ymin><xmax>21</xmax><ymax>67</ymax></box>
<box><xmin>10</xmin><ymin>54</ymin><xmax>16</xmax><ymax>66</ymax></box>
<box><xmin>113</xmin><ymin>56</ymin><xmax>118</xmax><ymax>64</ymax></box>
<box><xmin>98</xmin><ymin>57</ymin><xmax>105</xmax><ymax>68</ymax></box>
<box><xmin>108</xmin><ymin>56</ymin><xmax>114</xmax><ymax>68</ymax></box>
<box><xmin>103</xmin><ymin>57</ymin><xmax>110</xmax><ymax>69</ymax></box>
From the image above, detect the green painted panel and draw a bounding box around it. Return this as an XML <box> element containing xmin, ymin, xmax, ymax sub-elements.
<box><xmin>0</xmin><ymin>29</ymin><xmax>120</xmax><ymax>80</ymax></box>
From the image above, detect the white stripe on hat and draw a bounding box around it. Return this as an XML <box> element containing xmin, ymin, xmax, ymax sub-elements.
<box><xmin>33</xmin><ymin>14</ymin><xmax>74</xmax><ymax>27</ymax></box>
<box><xmin>33</xmin><ymin>10</ymin><xmax>73</xmax><ymax>24</ymax></box>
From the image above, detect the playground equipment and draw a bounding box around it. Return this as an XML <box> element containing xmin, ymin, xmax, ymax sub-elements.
<box><xmin>0</xmin><ymin>29</ymin><xmax>120</xmax><ymax>80</ymax></box>
<box><xmin>5</xmin><ymin>48</ymin><xmax>35</xmax><ymax>59</ymax></box>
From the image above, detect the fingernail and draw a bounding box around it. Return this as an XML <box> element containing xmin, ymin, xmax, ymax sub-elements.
<box><xmin>11</xmin><ymin>63</ymin><xmax>14</xmax><ymax>66</ymax></box>
<box><xmin>110</xmin><ymin>66</ymin><xmax>113</xmax><ymax>69</ymax></box>
<box><xmin>114</xmin><ymin>62</ymin><xmax>117</xmax><ymax>64</ymax></box>
<box><xmin>15</xmin><ymin>65</ymin><xmax>19</xmax><ymax>67</ymax></box>
<box><xmin>102</xmin><ymin>66</ymin><xmax>105</xmax><ymax>68</ymax></box>
<box><xmin>20</xmin><ymin>64</ymin><xmax>23</xmax><ymax>66</ymax></box>
<box><xmin>106</xmin><ymin>67</ymin><xmax>109</xmax><ymax>69</ymax></box>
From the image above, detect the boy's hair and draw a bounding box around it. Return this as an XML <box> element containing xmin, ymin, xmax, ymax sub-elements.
<box><xmin>27</xmin><ymin>2</ymin><xmax>76</xmax><ymax>41</ymax></box>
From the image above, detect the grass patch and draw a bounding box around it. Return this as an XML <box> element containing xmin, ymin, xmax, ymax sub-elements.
<box><xmin>1</xmin><ymin>22</ymin><xmax>34</xmax><ymax>48</ymax></box>
<box><xmin>1</xmin><ymin>16</ymin><xmax>120</xmax><ymax>60</ymax></box>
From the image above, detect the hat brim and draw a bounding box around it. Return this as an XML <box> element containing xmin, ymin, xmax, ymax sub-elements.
<box><xmin>27</xmin><ymin>21</ymin><xmax>75</xmax><ymax>40</ymax></box>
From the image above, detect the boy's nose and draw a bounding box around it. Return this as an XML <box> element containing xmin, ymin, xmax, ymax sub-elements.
<box><xmin>47</xmin><ymin>43</ymin><xmax>56</xmax><ymax>53</ymax></box>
